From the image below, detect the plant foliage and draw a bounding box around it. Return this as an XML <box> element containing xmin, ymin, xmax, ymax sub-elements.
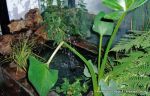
<box><xmin>28</xmin><ymin>56</ymin><xmax>58</xmax><ymax>96</ymax></box>
<box><xmin>109</xmin><ymin>27</ymin><xmax>150</xmax><ymax>95</ymax></box>
<box><xmin>56</xmin><ymin>78</ymin><xmax>88</xmax><ymax>96</ymax></box>
<box><xmin>108</xmin><ymin>49</ymin><xmax>150</xmax><ymax>96</ymax></box>
<box><xmin>111</xmin><ymin>30</ymin><xmax>150</xmax><ymax>52</ymax></box>
<box><xmin>42</xmin><ymin>0</ymin><xmax>92</xmax><ymax>44</ymax></box>
<box><xmin>63</xmin><ymin>0</ymin><xmax>148</xmax><ymax>96</ymax></box>
<box><xmin>39</xmin><ymin>0</ymin><xmax>148</xmax><ymax>96</ymax></box>
<box><xmin>103</xmin><ymin>0</ymin><xmax>148</xmax><ymax>20</ymax></box>
<box><xmin>12</xmin><ymin>37</ymin><xmax>34</xmax><ymax>71</ymax></box>
<box><xmin>99</xmin><ymin>79</ymin><xmax>120</xmax><ymax>96</ymax></box>
<box><xmin>92</xmin><ymin>12</ymin><xmax>114</xmax><ymax>36</ymax></box>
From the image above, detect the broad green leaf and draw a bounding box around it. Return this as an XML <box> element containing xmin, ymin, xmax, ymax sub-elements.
<box><xmin>93</xmin><ymin>12</ymin><xmax>114</xmax><ymax>36</ymax></box>
<box><xmin>127</xmin><ymin>0</ymin><xmax>148</xmax><ymax>11</ymax></box>
<box><xmin>99</xmin><ymin>79</ymin><xmax>120</xmax><ymax>96</ymax></box>
<box><xmin>83</xmin><ymin>60</ymin><xmax>98</xmax><ymax>77</ymax></box>
<box><xmin>28</xmin><ymin>56</ymin><xmax>58</xmax><ymax>96</ymax></box>
<box><xmin>94</xmin><ymin>11</ymin><xmax>105</xmax><ymax>27</ymax></box>
<box><xmin>124</xmin><ymin>0</ymin><xmax>135</xmax><ymax>10</ymax></box>
<box><xmin>104</xmin><ymin>11</ymin><xmax>123</xmax><ymax>20</ymax></box>
<box><xmin>102</xmin><ymin>0</ymin><xmax>124</xmax><ymax>11</ymax></box>
<box><xmin>102</xmin><ymin>0</ymin><xmax>148</xmax><ymax>12</ymax></box>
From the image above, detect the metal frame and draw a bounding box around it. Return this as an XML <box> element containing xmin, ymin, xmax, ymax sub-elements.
<box><xmin>0</xmin><ymin>0</ymin><xmax>10</xmax><ymax>34</ymax></box>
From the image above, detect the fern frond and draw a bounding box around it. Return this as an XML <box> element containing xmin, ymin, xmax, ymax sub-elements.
<box><xmin>123</xmin><ymin>76</ymin><xmax>150</xmax><ymax>94</ymax></box>
<box><xmin>106</xmin><ymin>49</ymin><xmax>150</xmax><ymax>96</ymax></box>
<box><xmin>131</xmin><ymin>63</ymin><xmax>150</xmax><ymax>75</ymax></box>
<box><xmin>111</xmin><ymin>30</ymin><xmax>150</xmax><ymax>52</ymax></box>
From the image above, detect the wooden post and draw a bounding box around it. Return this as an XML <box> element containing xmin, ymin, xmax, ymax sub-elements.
<box><xmin>0</xmin><ymin>0</ymin><xmax>10</xmax><ymax>34</ymax></box>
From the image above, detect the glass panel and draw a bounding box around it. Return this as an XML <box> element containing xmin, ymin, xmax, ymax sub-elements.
<box><xmin>6</xmin><ymin>0</ymin><xmax>40</xmax><ymax>20</ymax></box>
<box><xmin>75</xmin><ymin>0</ymin><xmax>110</xmax><ymax>14</ymax></box>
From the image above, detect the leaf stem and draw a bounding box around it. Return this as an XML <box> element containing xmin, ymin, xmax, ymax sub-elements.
<box><xmin>98</xmin><ymin>12</ymin><xmax>127</xmax><ymax>82</ymax></box>
<box><xmin>98</xmin><ymin>35</ymin><xmax>103</xmax><ymax>72</ymax></box>
<box><xmin>46</xmin><ymin>41</ymin><xmax>64</xmax><ymax>66</ymax></box>
<box><xmin>98</xmin><ymin>35</ymin><xmax>103</xmax><ymax>89</ymax></box>
<box><xmin>63</xmin><ymin>42</ymin><xmax>99</xmax><ymax>96</ymax></box>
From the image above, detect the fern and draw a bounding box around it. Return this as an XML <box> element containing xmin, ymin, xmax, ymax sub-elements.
<box><xmin>109</xmin><ymin>18</ymin><xmax>150</xmax><ymax>96</ymax></box>
<box><xmin>107</xmin><ymin>31</ymin><xmax>150</xmax><ymax>96</ymax></box>
<box><xmin>111</xmin><ymin>30</ymin><xmax>150</xmax><ymax>52</ymax></box>
<box><xmin>111</xmin><ymin>19</ymin><xmax>150</xmax><ymax>52</ymax></box>
<box><xmin>107</xmin><ymin>49</ymin><xmax>150</xmax><ymax>96</ymax></box>
<box><xmin>108</xmin><ymin>39</ymin><xmax>150</xmax><ymax>95</ymax></box>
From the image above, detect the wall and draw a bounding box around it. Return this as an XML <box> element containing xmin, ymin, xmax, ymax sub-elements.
<box><xmin>6</xmin><ymin>0</ymin><xmax>40</xmax><ymax>20</ymax></box>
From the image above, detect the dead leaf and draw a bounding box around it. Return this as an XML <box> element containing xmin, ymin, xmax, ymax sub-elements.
<box><xmin>0</xmin><ymin>35</ymin><xmax>14</xmax><ymax>55</ymax></box>
<box><xmin>25</xmin><ymin>8</ymin><xmax>43</xmax><ymax>29</ymax></box>
<box><xmin>34</xmin><ymin>26</ymin><xmax>48</xmax><ymax>44</ymax></box>
<box><xmin>8</xmin><ymin>20</ymin><xmax>26</xmax><ymax>33</ymax></box>
<box><xmin>34</xmin><ymin>26</ymin><xmax>48</xmax><ymax>40</ymax></box>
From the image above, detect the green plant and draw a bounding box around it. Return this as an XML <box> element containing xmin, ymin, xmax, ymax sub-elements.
<box><xmin>58</xmin><ymin>0</ymin><xmax>148</xmax><ymax>96</ymax></box>
<box><xmin>111</xmin><ymin>21</ymin><xmax>150</xmax><ymax>52</ymax></box>
<box><xmin>109</xmin><ymin>50</ymin><xmax>150</xmax><ymax>96</ymax></box>
<box><xmin>12</xmin><ymin>37</ymin><xmax>34</xmax><ymax>72</ymax></box>
<box><xmin>27</xmin><ymin>2</ymin><xmax>74</xmax><ymax>93</ymax></box>
<box><xmin>37</xmin><ymin>0</ymin><xmax>148</xmax><ymax>96</ymax></box>
<box><xmin>107</xmin><ymin>28</ymin><xmax>150</xmax><ymax>96</ymax></box>
<box><xmin>28</xmin><ymin>41</ymin><xmax>64</xmax><ymax>96</ymax></box>
<box><xmin>28</xmin><ymin>56</ymin><xmax>58</xmax><ymax>96</ymax></box>
<box><xmin>42</xmin><ymin>0</ymin><xmax>92</xmax><ymax>44</ymax></box>
<box><xmin>56</xmin><ymin>78</ymin><xmax>88</xmax><ymax>96</ymax></box>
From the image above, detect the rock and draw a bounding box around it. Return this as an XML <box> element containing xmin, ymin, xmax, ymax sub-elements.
<box><xmin>48</xmin><ymin>91</ymin><xmax>59</xmax><ymax>96</ymax></box>
<box><xmin>9</xmin><ymin>62</ymin><xmax>17</xmax><ymax>68</ymax></box>
<box><xmin>87</xmin><ymin>91</ymin><xmax>93</xmax><ymax>96</ymax></box>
